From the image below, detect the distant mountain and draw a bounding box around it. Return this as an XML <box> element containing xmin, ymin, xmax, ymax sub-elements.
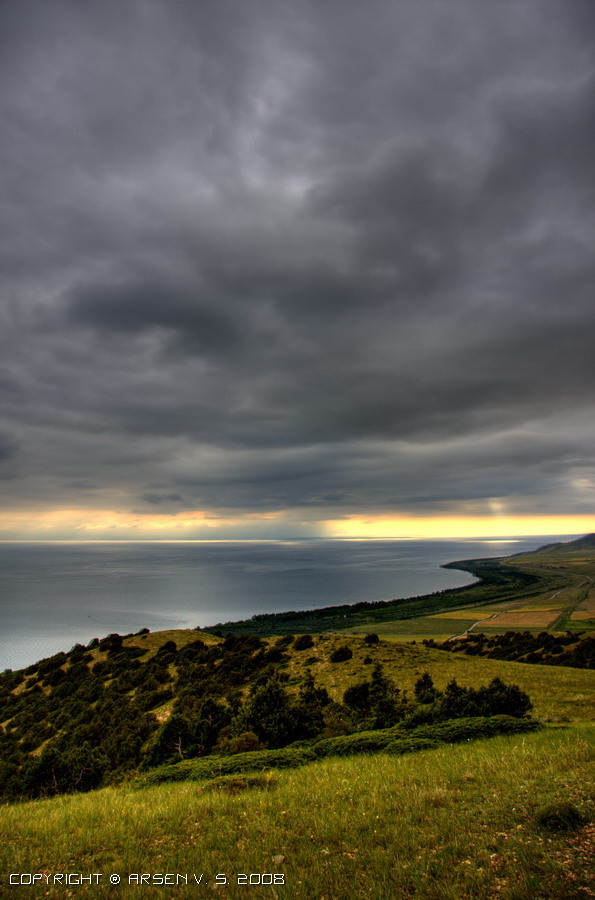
<box><xmin>531</xmin><ymin>533</ymin><xmax>595</xmax><ymax>555</ymax></box>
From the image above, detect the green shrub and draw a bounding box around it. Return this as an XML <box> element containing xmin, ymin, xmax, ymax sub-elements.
<box><xmin>414</xmin><ymin>672</ymin><xmax>438</xmax><ymax>704</ymax></box>
<box><xmin>217</xmin><ymin>731</ymin><xmax>266</xmax><ymax>755</ymax></box>
<box><xmin>330</xmin><ymin>646</ymin><xmax>353</xmax><ymax>663</ymax></box>
<box><xmin>294</xmin><ymin>634</ymin><xmax>314</xmax><ymax>651</ymax></box>
<box><xmin>275</xmin><ymin>635</ymin><xmax>294</xmax><ymax>647</ymax></box>
<box><xmin>404</xmin><ymin>715</ymin><xmax>541</xmax><ymax>744</ymax></box>
<box><xmin>534</xmin><ymin>801</ymin><xmax>588</xmax><ymax>831</ymax></box>
<box><xmin>312</xmin><ymin>731</ymin><xmax>397</xmax><ymax>758</ymax></box>
<box><xmin>385</xmin><ymin>738</ymin><xmax>440</xmax><ymax>755</ymax></box>
<box><xmin>139</xmin><ymin>746</ymin><xmax>316</xmax><ymax>786</ymax></box>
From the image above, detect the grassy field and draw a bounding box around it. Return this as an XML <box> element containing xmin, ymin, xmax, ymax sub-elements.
<box><xmin>1</xmin><ymin>725</ymin><xmax>593</xmax><ymax>899</ymax></box>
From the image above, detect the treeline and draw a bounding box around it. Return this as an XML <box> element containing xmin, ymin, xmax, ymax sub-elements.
<box><xmin>0</xmin><ymin>631</ymin><xmax>531</xmax><ymax>802</ymax></box>
<box><xmin>424</xmin><ymin>631</ymin><xmax>595</xmax><ymax>669</ymax></box>
<box><xmin>199</xmin><ymin>558</ymin><xmax>549</xmax><ymax>636</ymax></box>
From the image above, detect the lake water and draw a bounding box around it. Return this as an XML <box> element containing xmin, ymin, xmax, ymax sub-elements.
<box><xmin>0</xmin><ymin>537</ymin><xmax>568</xmax><ymax>670</ymax></box>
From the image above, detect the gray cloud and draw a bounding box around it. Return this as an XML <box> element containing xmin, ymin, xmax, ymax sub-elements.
<box><xmin>1</xmin><ymin>0</ymin><xmax>594</xmax><ymax>533</ymax></box>
<box><xmin>0</xmin><ymin>433</ymin><xmax>18</xmax><ymax>464</ymax></box>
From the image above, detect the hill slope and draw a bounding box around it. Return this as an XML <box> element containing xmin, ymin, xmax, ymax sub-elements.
<box><xmin>1</xmin><ymin>626</ymin><xmax>593</xmax><ymax>802</ymax></box>
<box><xmin>1</xmin><ymin>724</ymin><xmax>593</xmax><ymax>899</ymax></box>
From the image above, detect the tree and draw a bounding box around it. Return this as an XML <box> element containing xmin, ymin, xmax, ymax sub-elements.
<box><xmin>414</xmin><ymin>672</ymin><xmax>439</xmax><ymax>704</ymax></box>
<box><xmin>232</xmin><ymin>677</ymin><xmax>296</xmax><ymax>748</ymax></box>
<box><xmin>369</xmin><ymin>664</ymin><xmax>408</xmax><ymax>728</ymax></box>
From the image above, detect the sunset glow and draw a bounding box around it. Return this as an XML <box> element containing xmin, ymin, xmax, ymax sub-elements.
<box><xmin>0</xmin><ymin>507</ymin><xmax>592</xmax><ymax>542</ymax></box>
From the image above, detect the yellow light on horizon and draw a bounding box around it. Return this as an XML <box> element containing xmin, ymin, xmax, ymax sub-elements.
<box><xmin>323</xmin><ymin>514</ymin><xmax>595</xmax><ymax>540</ymax></box>
<box><xmin>0</xmin><ymin>507</ymin><xmax>592</xmax><ymax>541</ymax></box>
<box><xmin>0</xmin><ymin>507</ymin><xmax>285</xmax><ymax>539</ymax></box>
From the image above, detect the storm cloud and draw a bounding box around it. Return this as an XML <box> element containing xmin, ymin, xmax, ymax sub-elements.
<box><xmin>1</xmin><ymin>0</ymin><xmax>594</xmax><ymax>536</ymax></box>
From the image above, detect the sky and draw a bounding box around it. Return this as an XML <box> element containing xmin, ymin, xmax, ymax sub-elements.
<box><xmin>1</xmin><ymin>0</ymin><xmax>594</xmax><ymax>541</ymax></box>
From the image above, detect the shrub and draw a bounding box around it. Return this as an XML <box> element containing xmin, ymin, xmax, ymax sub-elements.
<box><xmin>275</xmin><ymin>635</ymin><xmax>294</xmax><ymax>647</ymax></box>
<box><xmin>386</xmin><ymin>738</ymin><xmax>440</xmax><ymax>755</ymax></box>
<box><xmin>217</xmin><ymin>732</ymin><xmax>266</xmax><ymax>755</ymax></box>
<box><xmin>330</xmin><ymin>646</ymin><xmax>353</xmax><ymax>663</ymax></box>
<box><xmin>343</xmin><ymin>681</ymin><xmax>371</xmax><ymax>712</ymax></box>
<box><xmin>293</xmin><ymin>634</ymin><xmax>314</xmax><ymax>651</ymax></box>
<box><xmin>406</xmin><ymin>715</ymin><xmax>541</xmax><ymax>744</ymax></box>
<box><xmin>140</xmin><ymin>746</ymin><xmax>316</xmax><ymax>786</ymax></box>
<box><xmin>231</xmin><ymin>676</ymin><xmax>319</xmax><ymax>748</ymax></box>
<box><xmin>99</xmin><ymin>634</ymin><xmax>122</xmax><ymax>653</ymax></box>
<box><xmin>414</xmin><ymin>673</ymin><xmax>438</xmax><ymax>704</ymax></box>
<box><xmin>204</xmin><ymin>773</ymin><xmax>277</xmax><ymax>794</ymax></box>
<box><xmin>534</xmin><ymin>801</ymin><xmax>588</xmax><ymax>832</ymax></box>
<box><xmin>364</xmin><ymin>633</ymin><xmax>380</xmax><ymax>645</ymax></box>
<box><xmin>313</xmin><ymin>731</ymin><xmax>396</xmax><ymax>758</ymax></box>
<box><xmin>344</xmin><ymin>664</ymin><xmax>410</xmax><ymax>728</ymax></box>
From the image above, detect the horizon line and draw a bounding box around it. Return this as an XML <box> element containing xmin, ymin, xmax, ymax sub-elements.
<box><xmin>0</xmin><ymin>533</ymin><xmax>583</xmax><ymax>545</ymax></box>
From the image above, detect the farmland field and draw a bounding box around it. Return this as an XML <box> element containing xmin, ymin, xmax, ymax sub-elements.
<box><xmin>340</xmin><ymin>536</ymin><xmax>595</xmax><ymax>639</ymax></box>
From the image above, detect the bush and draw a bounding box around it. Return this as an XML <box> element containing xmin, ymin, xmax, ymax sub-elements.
<box><xmin>414</xmin><ymin>673</ymin><xmax>438</xmax><ymax>705</ymax></box>
<box><xmin>313</xmin><ymin>731</ymin><xmax>396</xmax><ymax>758</ymax></box>
<box><xmin>534</xmin><ymin>801</ymin><xmax>588</xmax><ymax>832</ymax></box>
<box><xmin>293</xmin><ymin>634</ymin><xmax>314</xmax><ymax>651</ymax></box>
<box><xmin>330</xmin><ymin>646</ymin><xmax>353</xmax><ymax>663</ymax></box>
<box><xmin>275</xmin><ymin>635</ymin><xmax>294</xmax><ymax>647</ymax></box>
<box><xmin>343</xmin><ymin>664</ymin><xmax>410</xmax><ymax>728</ymax></box>
<box><xmin>216</xmin><ymin>732</ymin><xmax>266</xmax><ymax>755</ymax></box>
<box><xmin>386</xmin><ymin>738</ymin><xmax>440</xmax><ymax>755</ymax></box>
<box><xmin>99</xmin><ymin>634</ymin><xmax>122</xmax><ymax>653</ymax></box>
<box><xmin>343</xmin><ymin>681</ymin><xmax>371</xmax><ymax>712</ymax></box>
<box><xmin>406</xmin><ymin>715</ymin><xmax>541</xmax><ymax>744</ymax></box>
<box><xmin>364</xmin><ymin>633</ymin><xmax>380</xmax><ymax>645</ymax></box>
<box><xmin>140</xmin><ymin>746</ymin><xmax>316</xmax><ymax>786</ymax></box>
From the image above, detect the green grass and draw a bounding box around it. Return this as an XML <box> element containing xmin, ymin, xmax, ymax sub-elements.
<box><xmin>345</xmin><ymin>617</ymin><xmax>470</xmax><ymax>637</ymax></box>
<box><xmin>1</xmin><ymin>725</ymin><xmax>593</xmax><ymax>898</ymax></box>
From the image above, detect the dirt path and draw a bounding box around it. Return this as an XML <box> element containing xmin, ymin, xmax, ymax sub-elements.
<box><xmin>448</xmin><ymin>613</ymin><xmax>499</xmax><ymax>641</ymax></box>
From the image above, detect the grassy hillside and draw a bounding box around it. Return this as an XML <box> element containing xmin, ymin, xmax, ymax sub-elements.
<box><xmin>1</xmin><ymin>724</ymin><xmax>593</xmax><ymax>899</ymax></box>
<box><xmin>283</xmin><ymin>634</ymin><xmax>595</xmax><ymax>721</ymax></box>
<box><xmin>1</xmin><ymin>624</ymin><xmax>593</xmax><ymax>805</ymax></box>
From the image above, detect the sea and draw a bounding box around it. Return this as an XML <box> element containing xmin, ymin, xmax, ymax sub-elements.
<box><xmin>0</xmin><ymin>536</ymin><xmax>571</xmax><ymax>671</ymax></box>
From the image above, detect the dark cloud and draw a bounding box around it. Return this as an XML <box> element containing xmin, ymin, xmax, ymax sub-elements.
<box><xmin>141</xmin><ymin>492</ymin><xmax>185</xmax><ymax>506</ymax></box>
<box><xmin>1</xmin><ymin>0</ymin><xmax>594</xmax><ymax>533</ymax></box>
<box><xmin>67</xmin><ymin>276</ymin><xmax>243</xmax><ymax>358</ymax></box>
<box><xmin>0</xmin><ymin>433</ymin><xmax>18</xmax><ymax>463</ymax></box>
